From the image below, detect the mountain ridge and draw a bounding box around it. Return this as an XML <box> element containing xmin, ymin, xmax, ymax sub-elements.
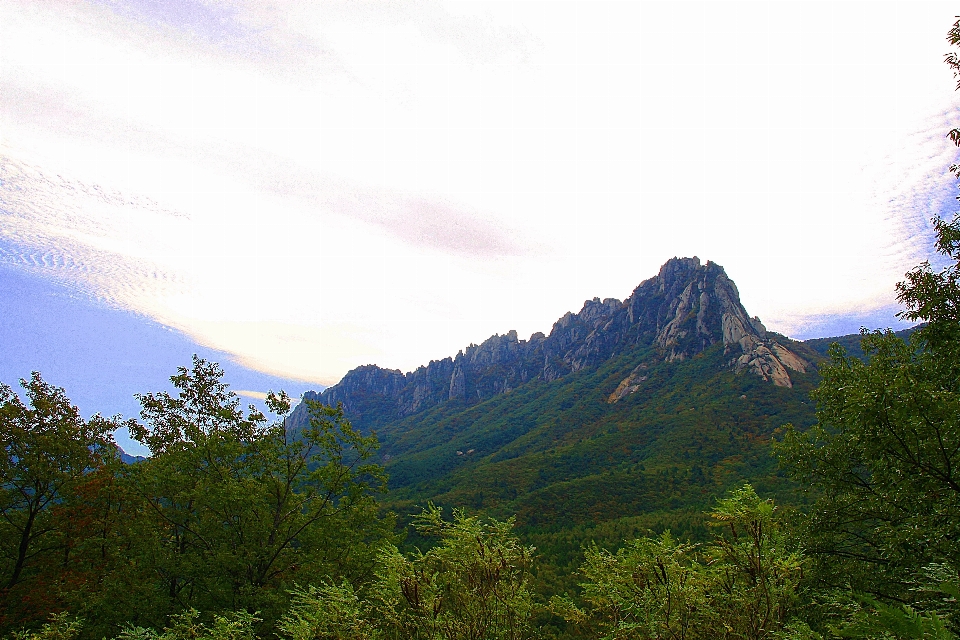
<box><xmin>289</xmin><ymin>257</ymin><xmax>811</xmax><ymax>431</ymax></box>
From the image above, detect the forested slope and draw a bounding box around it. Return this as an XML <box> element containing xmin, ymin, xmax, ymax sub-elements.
<box><xmin>373</xmin><ymin>338</ymin><xmax>821</xmax><ymax>595</ymax></box>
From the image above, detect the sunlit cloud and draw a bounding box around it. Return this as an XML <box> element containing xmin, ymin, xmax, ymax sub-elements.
<box><xmin>234</xmin><ymin>389</ymin><xmax>267</xmax><ymax>401</ymax></box>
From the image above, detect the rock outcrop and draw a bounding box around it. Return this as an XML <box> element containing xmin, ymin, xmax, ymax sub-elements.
<box><xmin>607</xmin><ymin>364</ymin><xmax>649</xmax><ymax>403</ymax></box>
<box><xmin>288</xmin><ymin>257</ymin><xmax>810</xmax><ymax>430</ymax></box>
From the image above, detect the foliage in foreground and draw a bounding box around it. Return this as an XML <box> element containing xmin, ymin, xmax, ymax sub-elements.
<box><xmin>282</xmin><ymin>505</ymin><xmax>535</xmax><ymax>640</ymax></box>
<box><xmin>12</xmin><ymin>482</ymin><xmax>955</xmax><ymax>640</ymax></box>
<box><xmin>774</xmin><ymin>201</ymin><xmax>960</xmax><ymax>632</ymax></box>
<box><xmin>0</xmin><ymin>358</ymin><xmax>392</xmax><ymax>636</ymax></box>
<box><xmin>552</xmin><ymin>484</ymin><xmax>803</xmax><ymax>640</ymax></box>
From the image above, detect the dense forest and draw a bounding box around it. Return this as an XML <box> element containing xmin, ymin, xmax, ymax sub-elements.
<box><xmin>5</xmin><ymin>20</ymin><xmax>960</xmax><ymax>640</ymax></box>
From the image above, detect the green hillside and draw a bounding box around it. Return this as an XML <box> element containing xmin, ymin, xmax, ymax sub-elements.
<box><xmin>375</xmin><ymin>338</ymin><xmax>823</xmax><ymax>595</ymax></box>
<box><xmin>804</xmin><ymin>326</ymin><xmax>916</xmax><ymax>361</ymax></box>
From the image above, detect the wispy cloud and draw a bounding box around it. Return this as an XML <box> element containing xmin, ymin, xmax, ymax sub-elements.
<box><xmin>1</xmin><ymin>77</ymin><xmax>525</xmax><ymax>258</ymax></box>
<box><xmin>234</xmin><ymin>389</ymin><xmax>267</xmax><ymax>400</ymax></box>
<box><xmin>94</xmin><ymin>0</ymin><xmax>253</xmax><ymax>47</ymax></box>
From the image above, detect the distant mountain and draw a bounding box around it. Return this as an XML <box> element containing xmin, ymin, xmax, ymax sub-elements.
<box><xmin>804</xmin><ymin>326</ymin><xmax>918</xmax><ymax>361</ymax></box>
<box><xmin>364</xmin><ymin>329</ymin><xmax>822</xmax><ymax>599</ymax></box>
<box><xmin>288</xmin><ymin>257</ymin><xmax>814</xmax><ymax>433</ymax></box>
<box><xmin>118</xmin><ymin>447</ymin><xmax>145</xmax><ymax>464</ymax></box>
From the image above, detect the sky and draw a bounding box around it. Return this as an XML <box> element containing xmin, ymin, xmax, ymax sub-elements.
<box><xmin>3</xmin><ymin>1</ymin><xmax>960</xmax><ymax>446</ymax></box>
<box><xmin>0</xmin><ymin>263</ymin><xmax>313</xmax><ymax>453</ymax></box>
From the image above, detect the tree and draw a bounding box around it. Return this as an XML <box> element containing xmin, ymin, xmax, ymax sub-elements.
<box><xmin>369</xmin><ymin>505</ymin><xmax>536</xmax><ymax>640</ymax></box>
<box><xmin>552</xmin><ymin>532</ymin><xmax>707</xmax><ymax>640</ymax></box>
<box><xmin>774</xmin><ymin>220</ymin><xmax>960</xmax><ymax>633</ymax></box>
<box><xmin>0</xmin><ymin>373</ymin><xmax>118</xmax><ymax>629</ymax></box>
<box><xmin>121</xmin><ymin>356</ymin><xmax>391</xmax><ymax>631</ymax></box>
<box><xmin>773</xmin><ymin>19</ymin><xmax>960</xmax><ymax>628</ymax></box>
<box><xmin>7</xmin><ymin>613</ymin><xmax>82</xmax><ymax>640</ymax></box>
<box><xmin>775</xmin><ymin>327</ymin><xmax>960</xmax><ymax>602</ymax></box>
<box><xmin>555</xmin><ymin>485</ymin><xmax>803</xmax><ymax>640</ymax></box>
<box><xmin>280</xmin><ymin>581</ymin><xmax>378</xmax><ymax>640</ymax></box>
<box><xmin>706</xmin><ymin>485</ymin><xmax>804</xmax><ymax>640</ymax></box>
<box><xmin>281</xmin><ymin>505</ymin><xmax>537</xmax><ymax>640</ymax></box>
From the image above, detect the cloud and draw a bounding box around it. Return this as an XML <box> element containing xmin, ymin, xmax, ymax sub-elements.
<box><xmin>181</xmin><ymin>320</ymin><xmax>385</xmax><ymax>385</ymax></box>
<box><xmin>4</xmin><ymin>0</ymin><xmax>960</xmax><ymax>386</ymax></box>
<box><xmin>0</xmin><ymin>156</ymin><xmax>192</xmax><ymax>310</ymax></box>
<box><xmin>319</xmin><ymin>0</ymin><xmax>536</xmax><ymax>63</ymax></box>
<box><xmin>0</xmin><ymin>78</ymin><xmax>526</xmax><ymax>259</ymax></box>
<box><xmin>0</xmin><ymin>149</ymin><xmax>525</xmax><ymax>381</ymax></box>
<box><xmin>94</xmin><ymin>0</ymin><xmax>251</xmax><ymax>46</ymax></box>
<box><xmin>310</xmin><ymin>182</ymin><xmax>526</xmax><ymax>258</ymax></box>
<box><xmin>234</xmin><ymin>389</ymin><xmax>268</xmax><ymax>400</ymax></box>
<box><xmin>785</xmin><ymin>304</ymin><xmax>916</xmax><ymax>342</ymax></box>
<box><xmin>389</xmin><ymin>198</ymin><xmax>522</xmax><ymax>257</ymax></box>
<box><xmin>74</xmin><ymin>0</ymin><xmax>537</xmax><ymax>88</ymax></box>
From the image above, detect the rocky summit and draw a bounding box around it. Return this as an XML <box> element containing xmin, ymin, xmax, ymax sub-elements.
<box><xmin>291</xmin><ymin>257</ymin><xmax>809</xmax><ymax>430</ymax></box>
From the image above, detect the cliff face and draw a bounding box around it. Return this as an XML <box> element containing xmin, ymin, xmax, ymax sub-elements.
<box><xmin>290</xmin><ymin>257</ymin><xmax>810</xmax><ymax>430</ymax></box>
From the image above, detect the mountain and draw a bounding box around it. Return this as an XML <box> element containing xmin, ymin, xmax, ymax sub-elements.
<box><xmin>282</xmin><ymin>258</ymin><xmax>928</xmax><ymax>599</ymax></box>
<box><xmin>285</xmin><ymin>257</ymin><xmax>831</xmax><ymax>596</ymax></box>
<box><xmin>288</xmin><ymin>257</ymin><xmax>813</xmax><ymax>433</ymax></box>
<box><xmin>118</xmin><ymin>447</ymin><xmax>146</xmax><ymax>464</ymax></box>
<box><xmin>804</xmin><ymin>325</ymin><xmax>918</xmax><ymax>361</ymax></box>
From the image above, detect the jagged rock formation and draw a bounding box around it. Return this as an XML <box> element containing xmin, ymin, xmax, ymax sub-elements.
<box><xmin>731</xmin><ymin>336</ymin><xmax>809</xmax><ymax>388</ymax></box>
<box><xmin>289</xmin><ymin>257</ymin><xmax>810</xmax><ymax>430</ymax></box>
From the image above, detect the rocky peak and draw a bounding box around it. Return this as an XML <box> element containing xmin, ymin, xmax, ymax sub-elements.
<box><xmin>619</xmin><ymin>256</ymin><xmax>808</xmax><ymax>388</ymax></box>
<box><xmin>291</xmin><ymin>257</ymin><xmax>811</xmax><ymax>430</ymax></box>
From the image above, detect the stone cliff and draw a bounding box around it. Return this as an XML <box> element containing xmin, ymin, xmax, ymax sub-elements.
<box><xmin>288</xmin><ymin>257</ymin><xmax>810</xmax><ymax>430</ymax></box>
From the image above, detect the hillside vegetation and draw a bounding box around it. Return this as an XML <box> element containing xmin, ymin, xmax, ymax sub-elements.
<box><xmin>372</xmin><ymin>338</ymin><xmax>820</xmax><ymax>596</ymax></box>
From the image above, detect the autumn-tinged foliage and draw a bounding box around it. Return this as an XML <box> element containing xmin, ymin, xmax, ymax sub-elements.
<box><xmin>0</xmin><ymin>358</ymin><xmax>392</xmax><ymax>638</ymax></box>
<box><xmin>0</xmin><ymin>373</ymin><xmax>120</xmax><ymax>628</ymax></box>
<box><xmin>114</xmin><ymin>358</ymin><xmax>390</xmax><ymax>631</ymax></box>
